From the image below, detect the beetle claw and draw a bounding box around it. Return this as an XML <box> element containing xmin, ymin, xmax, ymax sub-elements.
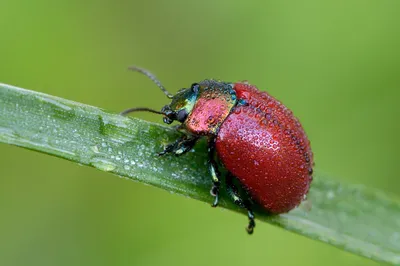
<box><xmin>210</xmin><ymin>185</ymin><xmax>219</xmax><ymax>207</ymax></box>
<box><xmin>246</xmin><ymin>211</ymin><xmax>256</xmax><ymax>234</ymax></box>
<box><xmin>211</xmin><ymin>195</ymin><xmax>219</xmax><ymax>207</ymax></box>
<box><xmin>246</xmin><ymin>226</ymin><xmax>254</xmax><ymax>234</ymax></box>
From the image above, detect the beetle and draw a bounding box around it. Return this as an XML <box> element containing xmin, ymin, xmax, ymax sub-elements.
<box><xmin>121</xmin><ymin>66</ymin><xmax>314</xmax><ymax>234</ymax></box>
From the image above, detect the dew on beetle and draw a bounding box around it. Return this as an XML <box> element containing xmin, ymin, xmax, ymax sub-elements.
<box><xmin>119</xmin><ymin>69</ymin><xmax>314</xmax><ymax>234</ymax></box>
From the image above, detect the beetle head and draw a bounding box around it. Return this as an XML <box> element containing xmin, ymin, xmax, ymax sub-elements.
<box><xmin>160</xmin><ymin>83</ymin><xmax>200</xmax><ymax>124</ymax></box>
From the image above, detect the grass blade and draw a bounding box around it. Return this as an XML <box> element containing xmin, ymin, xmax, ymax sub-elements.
<box><xmin>0</xmin><ymin>83</ymin><xmax>399</xmax><ymax>264</ymax></box>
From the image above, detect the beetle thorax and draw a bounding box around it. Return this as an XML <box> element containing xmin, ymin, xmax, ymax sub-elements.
<box><xmin>184</xmin><ymin>80</ymin><xmax>237</xmax><ymax>135</ymax></box>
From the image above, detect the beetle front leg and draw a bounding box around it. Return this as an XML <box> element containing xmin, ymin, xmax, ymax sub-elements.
<box><xmin>158</xmin><ymin>135</ymin><xmax>199</xmax><ymax>156</ymax></box>
<box><xmin>226</xmin><ymin>172</ymin><xmax>256</xmax><ymax>234</ymax></box>
<box><xmin>208</xmin><ymin>138</ymin><xmax>221</xmax><ymax>207</ymax></box>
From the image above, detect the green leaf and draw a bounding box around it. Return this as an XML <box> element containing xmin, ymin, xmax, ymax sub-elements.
<box><xmin>0</xmin><ymin>83</ymin><xmax>399</xmax><ymax>265</ymax></box>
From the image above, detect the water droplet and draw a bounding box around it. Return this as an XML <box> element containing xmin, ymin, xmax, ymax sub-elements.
<box><xmin>91</xmin><ymin>145</ymin><xmax>100</xmax><ymax>154</ymax></box>
<box><xmin>327</xmin><ymin>191</ymin><xmax>335</xmax><ymax>199</ymax></box>
<box><xmin>91</xmin><ymin>158</ymin><xmax>116</xmax><ymax>172</ymax></box>
<box><xmin>0</xmin><ymin>127</ymin><xmax>15</xmax><ymax>136</ymax></box>
<box><xmin>36</xmin><ymin>96</ymin><xmax>72</xmax><ymax>111</ymax></box>
<box><xmin>124</xmin><ymin>165</ymin><xmax>131</xmax><ymax>170</ymax></box>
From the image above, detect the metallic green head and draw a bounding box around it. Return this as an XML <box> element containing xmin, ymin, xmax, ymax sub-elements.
<box><xmin>161</xmin><ymin>83</ymin><xmax>200</xmax><ymax>124</ymax></box>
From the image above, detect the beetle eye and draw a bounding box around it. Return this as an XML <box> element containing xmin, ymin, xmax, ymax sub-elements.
<box><xmin>191</xmin><ymin>83</ymin><xmax>200</xmax><ymax>93</ymax></box>
<box><xmin>176</xmin><ymin>109</ymin><xmax>188</xmax><ymax>123</ymax></box>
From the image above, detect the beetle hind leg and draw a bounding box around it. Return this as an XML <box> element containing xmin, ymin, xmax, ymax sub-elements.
<box><xmin>226</xmin><ymin>172</ymin><xmax>256</xmax><ymax>234</ymax></box>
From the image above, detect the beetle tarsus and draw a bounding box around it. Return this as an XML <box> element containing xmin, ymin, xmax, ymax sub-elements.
<box><xmin>158</xmin><ymin>135</ymin><xmax>198</xmax><ymax>156</ymax></box>
<box><xmin>210</xmin><ymin>184</ymin><xmax>219</xmax><ymax>196</ymax></box>
<box><xmin>210</xmin><ymin>183</ymin><xmax>220</xmax><ymax>207</ymax></box>
<box><xmin>246</xmin><ymin>210</ymin><xmax>256</xmax><ymax>235</ymax></box>
<box><xmin>211</xmin><ymin>193</ymin><xmax>219</xmax><ymax>207</ymax></box>
<box><xmin>158</xmin><ymin>143</ymin><xmax>175</xmax><ymax>156</ymax></box>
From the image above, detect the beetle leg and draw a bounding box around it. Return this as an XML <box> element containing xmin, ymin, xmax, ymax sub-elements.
<box><xmin>158</xmin><ymin>135</ymin><xmax>199</xmax><ymax>156</ymax></box>
<box><xmin>173</xmin><ymin>136</ymin><xmax>199</xmax><ymax>156</ymax></box>
<box><xmin>226</xmin><ymin>172</ymin><xmax>256</xmax><ymax>234</ymax></box>
<box><xmin>208</xmin><ymin>138</ymin><xmax>221</xmax><ymax>207</ymax></box>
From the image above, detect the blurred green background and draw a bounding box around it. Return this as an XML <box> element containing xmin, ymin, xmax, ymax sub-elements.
<box><xmin>1</xmin><ymin>0</ymin><xmax>399</xmax><ymax>265</ymax></box>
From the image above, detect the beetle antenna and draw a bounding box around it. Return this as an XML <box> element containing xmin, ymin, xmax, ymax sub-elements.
<box><xmin>120</xmin><ymin>107</ymin><xmax>164</xmax><ymax>116</ymax></box>
<box><xmin>128</xmin><ymin>66</ymin><xmax>174</xmax><ymax>99</ymax></box>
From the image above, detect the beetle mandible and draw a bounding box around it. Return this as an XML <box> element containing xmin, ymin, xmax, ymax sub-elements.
<box><xmin>121</xmin><ymin>66</ymin><xmax>314</xmax><ymax>234</ymax></box>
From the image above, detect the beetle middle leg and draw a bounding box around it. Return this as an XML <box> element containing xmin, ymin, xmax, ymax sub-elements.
<box><xmin>208</xmin><ymin>137</ymin><xmax>221</xmax><ymax>207</ymax></box>
<box><xmin>158</xmin><ymin>134</ymin><xmax>199</xmax><ymax>156</ymax></box>
<box><xmin>226</xmin><ymin>172</ymin><xmax>256</xmax><ymax>234</ymax></box>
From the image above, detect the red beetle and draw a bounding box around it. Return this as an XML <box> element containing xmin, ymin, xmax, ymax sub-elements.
<box><xmin>122</xmin><ymin>67</ymin><xmax>313</xmax><ymax>234</ymax></box>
